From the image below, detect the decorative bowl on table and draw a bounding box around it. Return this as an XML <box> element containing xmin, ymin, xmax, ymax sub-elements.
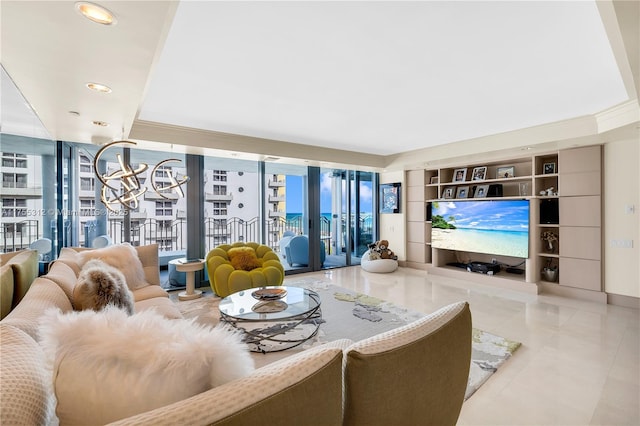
<box><xmin>252</xmin><ymin>300</ymin><xmax>288</xmax><ymax>313</ymax></box>
<box><xmin>251</xmin><ymin>287</ymin><xmax>287</xmax><ymax>300</ymax></box>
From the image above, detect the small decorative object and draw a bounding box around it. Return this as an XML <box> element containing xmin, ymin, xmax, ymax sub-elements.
<box><xmin>539</xmin><ymin>190</ymin><xmax>546</xmax><ymax>196</ymax></box>
<box><xmin>541</xmin><ymin>231</ymin><xmax>558</xmax><ymax>253</ymax></box>
<box><xmin>456</xmin><ymin>186</ymin><xmax>470</xmax><ymax>199</ymax></box>
<box><xmin>368</xmin><ymin>240</ymin><xmax>398</xmax><ymax>260</ymax></box>
<box><xmin>542</xmin><ymin>259</ymin><xmax>558</xmax><ymax>282</ymax></box>
<box><xmin>252</xmin><ymin>287</ymin><xmax>287</xmax><ymax>300</ymax></box>
<box><xmin>380</xmin><ymin>183</ymin><xmax>401</xmax><ymax>213</ymax></box>
<box><xmin>496</xmin><ymin>166</ymin><xmax>515</xmax><ymax>179</ymax></box>
<box><xmin>443</xmin><ymin>186</ymin><xmax>456</xmax><ymax>199</ymax></box>
<box><xmin>430</xmin><ymin>176</ymin><xmax>439</xmax><ymax>184</ymax></box>
<box><xmin>546</xmin><ymin>187</ymin><xmax>554</xmax><ymax>197</ymax></box>
<box><xmin>519</xmin><ymin>182</ymin><xmax>529</xmax><ymax>196</ymax></box>
<box><xmin>453</xmin><ymin>168</ymin><xmax>467</xmax><ymax>182</ymax></box>
<box><xmin>474</xmin><ymin>184</ymin><xmax>489</xmax><ymax>198</ymax></box>
<box><xmin>471</xmin><ymin>166</ymin><xmax>487</xmax><ymax>181</ymax></box>
<box><xmin>543</xmin><ymin>162</ymin><xmax>556</xmax><ymax>174</ymax></box>
<box><xmin>252</xmin><ymin>300</ymin><xmax>288</xmax><ymax>313</ymax></box>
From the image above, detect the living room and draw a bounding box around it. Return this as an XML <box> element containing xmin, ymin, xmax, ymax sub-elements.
<box><xmin>1</xmin><ymin>1</ymin><xmax>639</xmax><ymax>425</ymax></box>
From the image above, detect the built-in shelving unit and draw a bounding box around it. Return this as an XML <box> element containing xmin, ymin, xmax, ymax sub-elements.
<box><xmin>404</xmin><ymin>146</ymin><xmax>605</xmax><ymax>302</ymax></box>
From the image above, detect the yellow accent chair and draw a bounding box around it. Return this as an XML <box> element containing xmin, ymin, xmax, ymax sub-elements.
<box><xmin>206</xmin><ymin>242</ymin><xmax>285</xmax><ymax>297</ymax></box>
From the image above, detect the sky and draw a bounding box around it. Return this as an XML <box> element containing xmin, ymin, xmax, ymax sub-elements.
<box><xmin>286</xmin><ymin>173</ymin><xmax>373</xmax><ymax>214</ymax></box>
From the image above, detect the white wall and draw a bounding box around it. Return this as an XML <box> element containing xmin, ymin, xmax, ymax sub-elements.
<box><xmin>604</xmin><ymin>138</ymin><xmax>640</xmax><ymax>298</ymax></box>
<box><xmin>379</xmin><ymin>171</ymin><xmax>405</xmax><ymax>260</ymax></box>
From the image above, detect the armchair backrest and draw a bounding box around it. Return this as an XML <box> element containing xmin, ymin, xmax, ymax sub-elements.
<box><xmin>343</xmin><ymin>301</ymin><xmax>472</xmax><ymax>426</ymax></box>
<box><xmin>285</xmin><ymin>235</ymin><xmax>326</xmax><ymax>267</ymax></box>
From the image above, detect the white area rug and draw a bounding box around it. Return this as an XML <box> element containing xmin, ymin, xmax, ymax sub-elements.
<box><xmin>174</xmin><ymin>276</ymin><xmax>521</xmax><ymax>400</ymax></box>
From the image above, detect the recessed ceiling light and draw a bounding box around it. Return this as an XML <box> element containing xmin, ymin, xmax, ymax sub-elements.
<box><xmin>75</xmin><ymin>2</ymin><xmax>116</xmax><ymax>25</ymax></box>
<box><xmin>86</xmin><ymin>82</ymin><xmax>112</xmax><ymax>93</ymax></box>
<box><xmin>92</xmin><ymin>120</ymin><xmax>109</xmax><ymax>127</ymax></box>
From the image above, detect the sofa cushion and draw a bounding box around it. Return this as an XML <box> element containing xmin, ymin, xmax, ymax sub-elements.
<box><xmin>77</xmin><ymin>244</ymin><xmax>148</xmax><ymax>290</ymax></box>
<box><xmin>0</xmin><ymin>264</ymin><xmax>14</xmax><ymax>320</ymax></box>
<box><xmin>2</xmin><ymin>278</ymin><xmax>72</xmax><ymax>340</ymax></box>
<box><xmin>106</xmin><ymin>339</ymin><xmax>351</xmax><ymax>426</ymax></box>
<box><xmin>227</xmin><ymin>247</ymin><xmax>261</xmax><ymax>271</ymax></box>
<box><xmin>39</xmin><ymin>306</ymin><xmax>255</xmax><ymax>425</ymax></box>
<box><xmin>134</xmin><ymin>296</ymin><xmax>183</xmax><ymax>319</ymax></box>
<box><xmin>0</xmin><ymin>324</ymin><xmax>54</xmax><ymax>426</ymax></box>
<box><xmin>42</xmin><ymin>261</ymin><xmax>78</xmax><ymax>306</ymax></box>
<box><xmin>135</xmin><ymin>243</ymin><xmax>160</xmax><ymax>286</ymax></box>
<box><xmin>4</xmin><ymin>249</ymin><xmax>39</xmax><ymax>308</ymax></box>
<box><xmin>132</xmin><ymin>284</ymin><xmax>171</xmax><ymax>302</ymax></box>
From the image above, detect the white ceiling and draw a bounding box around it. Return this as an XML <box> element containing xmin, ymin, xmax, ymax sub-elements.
<box><xmin>1</xmin><ymin>1</ymin><xmax>638</xmax><ymax>164</ymax></box>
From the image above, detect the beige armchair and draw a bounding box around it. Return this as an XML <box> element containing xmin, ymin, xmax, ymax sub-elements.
<box><xmin>342</xmin><ymin>301</ymin><xmax>472</xmax><ymax>426</ymax></box>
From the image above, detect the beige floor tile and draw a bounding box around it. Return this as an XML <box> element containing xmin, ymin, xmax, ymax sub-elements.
<box><xmin>304</xmin><ymin>266</ymin><xmax>639</xmax><ymax>425</ymax></box>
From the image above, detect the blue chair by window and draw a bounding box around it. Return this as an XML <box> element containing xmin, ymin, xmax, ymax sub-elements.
<box><xmin>92</xmin><ymin>235</ymin><xmax>113</xmax><ymax>248</ymax></box>
<box><xmin>284</xmin><ymin>235</ymin><xmax>325</xmax><ymax>267</ymax></box>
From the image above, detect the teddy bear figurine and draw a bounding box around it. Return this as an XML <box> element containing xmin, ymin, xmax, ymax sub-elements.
<box><xmin>376</xmin><ymin>240</ymin><xmax>398</xmax><ymax>260</ymax></box>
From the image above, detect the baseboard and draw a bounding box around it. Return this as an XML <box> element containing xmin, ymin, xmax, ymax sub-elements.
<box><xmin>607</xmin><ymin>293</ymin><xmax>640</xmax><ymax>309</ymax></box>
<box><xmin>399</xmin><ymin>261</ymin><xmax>430</xmax><ymax>270</ymax></box>
<box><xmin>539</xmin><ymin>282</ymin><xmax>608</xmax><ymax>304</ymax></box>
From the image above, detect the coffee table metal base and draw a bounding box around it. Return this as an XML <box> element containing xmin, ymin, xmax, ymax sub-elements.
<box><xmin>220</xmin><ymin>289</ymin><xmax>322</xmax><ymax>353</ymax></box>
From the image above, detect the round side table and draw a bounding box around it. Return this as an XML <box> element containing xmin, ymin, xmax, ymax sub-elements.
<box><xmin>176</xmin><ymin>259</ymin><xmax>205</xmax><ymax>300</ymax></box>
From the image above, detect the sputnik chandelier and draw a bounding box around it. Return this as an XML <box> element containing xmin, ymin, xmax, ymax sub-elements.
<box><xmin>93</xmin><ymin>140</ymin><xmax>190</xmax><ymax>212</ymax></box>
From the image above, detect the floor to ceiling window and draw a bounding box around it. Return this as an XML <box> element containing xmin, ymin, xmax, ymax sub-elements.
<box><xmin>264</xmin><ymin>163</ymin><xmax>310</xmax><ymax>273</ymax></box>
<box><xmin>319</xmin><ymin>168</ymin><xmax>376</xmax><ymax>268</ymax></box>
<box><xmin>203</xmin><ymin>157</ymin><xmax>259</xmax><ymax>252</ymax></box>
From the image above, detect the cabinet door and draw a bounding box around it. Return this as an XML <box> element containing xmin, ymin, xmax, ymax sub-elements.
<box><xmin>407</xmin><ymin>201</ymin><xmax>425</xmax><ymax>222</ymax></box>
<box><xmin>560</xmin><ymin>171</ymin><xmax>601</xmax><ymax>196</ymax></box>
<box><xmin>559</xmin><ymin>258</ymin><xmax>601</xmax><ymax>291</ymax></box>
<box><xmin>407</xmin><ymin>185</ymin><xmax>425</xmax><ymax>202</ymax></box>
<box><xmin>559</xmin><ymin>226</ymin><xmax>601</xmax><ymax>260</ymax></box>
<box><xmin>406</xmin><ymin>170</ymin><xmax>425</xmax><ymax>186</ymax></box>
<box><xmin>406</xmin><ymin>242</ymin><xmax>426</xmax><ymax>263</ymax></box>
<box><xmin>407</xmin><ymin>221</ymin><xmax>425</xmax><ymax>243</ymax></box>
<box><xmin>559</xmin><ymin>196</ymin><xmax>601</xmax><ymax>226</ymax></box>
<box><xmin>559</xmin><ymin>145</ymin><xmax>601</xmax><ymax>173</ymax></box>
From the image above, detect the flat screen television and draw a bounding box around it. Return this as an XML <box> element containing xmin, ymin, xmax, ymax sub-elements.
<box><xmin>431</xmin><ymin>199</ymin><xmax>529</xmax><ymax>258</ymax></box>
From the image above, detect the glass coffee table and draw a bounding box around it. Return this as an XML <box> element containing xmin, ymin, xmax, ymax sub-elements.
<box><xmin>219</xmin><ymin>286</ymin><xmax>322</xmax><ymax>353</ymax></box>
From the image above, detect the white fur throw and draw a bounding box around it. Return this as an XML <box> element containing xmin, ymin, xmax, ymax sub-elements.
<box><xmin>39</xmin><ymin>307</ymin><xmax>255</xmax><ymax>425</ymax></box>
<box><xmin>77</xmin><ymin>243</ymin><xmax>147</xmax><ymax>290</ymax></box>
<box><xmin>73</xmin><ymin>259</ymin><xmax>135</xmax><ymax>315</ymax></box>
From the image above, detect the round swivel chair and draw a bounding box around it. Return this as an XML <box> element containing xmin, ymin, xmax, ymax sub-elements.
<box><xmin>206</xmin><ymin>242</ymin><xmax>284</xmax><ymax>297</ymax></box>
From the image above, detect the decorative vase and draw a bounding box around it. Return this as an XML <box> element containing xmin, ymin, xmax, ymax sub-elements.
<box><xmin>545</xmin><ymin>240</ymin><xmax>555</xmax><ymax>253</ymax></box>
<box><xmin>542</xmin><ymin>267</ymin><xmax>558</xmax><ymax>282</ymax></box>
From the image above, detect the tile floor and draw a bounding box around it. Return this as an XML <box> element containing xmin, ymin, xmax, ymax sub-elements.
<box><xmin>294</xmin><ymin>266</ymin><xmax>639</xmax><ymax>426</ymax></box>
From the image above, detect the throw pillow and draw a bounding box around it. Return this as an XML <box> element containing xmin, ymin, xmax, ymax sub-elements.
<box><xmin>77</xmin><ymin>243</ymin><xmax>147</xmax><ymax>290</ymax></box>
<box><xmin>38</xmin><ymin>307</ymin><xmax>255</xmax><ymax>425</ymax></box>
<box><xmin>73</xmin><ymin>259</ymin><xmax>135</xmax><ymax>315</ymax></box>
<box><xmin>227</xmin><ymin>247</ymin><xmax>261</xmax><ymax>271</ymax></box>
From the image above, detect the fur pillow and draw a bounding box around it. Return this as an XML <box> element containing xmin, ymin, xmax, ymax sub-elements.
<box><xmin>38</xmin><ymin>307</ymin><xmax>255</xmax><ymax>425</ymax></box>
<box><xmin>77</xmin><ymin>243</ymin><xmax>147</xmax><ymax>290</ymax></box>
<box><xmin>73</xmin><ymin>259</ymin><xmax>135</xmax><ymax>315</ymax></box>
<box><xmin>227</xmin><ymin>247</ymin><xmax>261</xmax><ymax>271</ymax></box>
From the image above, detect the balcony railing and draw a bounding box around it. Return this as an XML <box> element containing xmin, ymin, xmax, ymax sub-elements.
<box><xmin>4</xmin><ymin>213</ymin><xmax>374</xmax><ymax>261</ymax></box>
<box><xmin>1</xmin><ymin>220</ymin><xmax>40</xmax><ymax>253</ymax></box>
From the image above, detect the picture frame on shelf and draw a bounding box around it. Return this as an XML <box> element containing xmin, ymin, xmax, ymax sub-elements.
<box><xmin>474</xmin><ymin>184</ymin><xmax>489</xmax><ymax>198</ymax></box>
<box><xmin>471</xmin><ymin>166</ymin><xmax>487</xmax><ymax>181</ymax></box>
<box><xmin>380</xmin><ymin>183</ymin><xmax>401</xmax><ymax>214</ymax></box>
<box><xmin>430</xmin><ymin>176</ymin><xmax>439</xmax><ymax>184</ymax></box>
<box><xmin>456</xmin><ymin>186</ymin><xmax>470</xmax><ymax>199</ymax></box>
<box><xmin>543</xmin><ymin>162</ymin><xmax>556</xmax><ymax>174</ymax></box>
<box><xmin>496</xmin><ymin>165</ymin><xmax>515</xmax><ymax>179</ymax></box>
<box><xmin>452</xmin><ymin>168</ymin><xmax>467</xmax><ymax>182</ymax></box>
<box><xmin>443</xmin><ymin>186</ymin><xmax>456</xmax><ymax>199</ymax></box>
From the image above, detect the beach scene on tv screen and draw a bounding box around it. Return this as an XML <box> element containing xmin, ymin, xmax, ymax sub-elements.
<box><xmin>431</xmin><ymin>200</ymin><xmax>529</xmax><ymax>258</ymax></box>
